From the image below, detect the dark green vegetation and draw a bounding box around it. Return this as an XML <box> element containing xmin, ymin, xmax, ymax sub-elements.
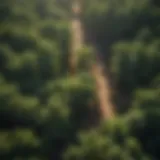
<box><xmin>0</xmin><ymin>0</ymin><xmax>160</xmax><ymax>159</ymax></box>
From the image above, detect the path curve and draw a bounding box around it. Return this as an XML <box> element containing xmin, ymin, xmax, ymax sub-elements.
<box><xmin>71</xmin><ymin>0</ymin><xmax>115</xmax><ymax>120</ymax></box>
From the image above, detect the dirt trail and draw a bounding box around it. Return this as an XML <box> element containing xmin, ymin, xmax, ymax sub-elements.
<box><xmin>69</xmin><ymin>0</ymin><xmax>84</xmax><ymax>74</ymax></box>
<box><xmin>71</xmin><ymin>0</ymin><xmax>115</xmax><ymax>120</ymax></box>
<box><xmin>91</xmin><ymin>63</ymin><xmax>115</xmax><ymax>119</ymax></box>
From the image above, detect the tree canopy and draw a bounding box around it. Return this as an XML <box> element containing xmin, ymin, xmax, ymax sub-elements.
<box><xmin>0</xmin><ymin>0</ymin><xmax>160</xmax><ymax>160</ymax></box>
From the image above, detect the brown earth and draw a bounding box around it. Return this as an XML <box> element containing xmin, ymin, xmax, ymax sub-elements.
<box><xmin>70</xmin><ymin>0</ymin><xmax>115</xmax><ymax>120</ymax></box>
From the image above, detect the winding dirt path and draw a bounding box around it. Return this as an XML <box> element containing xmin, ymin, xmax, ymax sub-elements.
<box><xmin>69</xmin><ymin>0</ymin><xmax>83</xmax><ymax>75</ymax></box>
<box><xmin>70</xmin><ymin>0</ymin><xmax>115</xmax><ymax>120</ymax></box>
<box><xmin>91</xmin><ymin>63</ymin><xmax>115</xmax><ymax>119</ymax></box>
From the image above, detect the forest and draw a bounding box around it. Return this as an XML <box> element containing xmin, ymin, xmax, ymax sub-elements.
<box><xmin>0</xmin><ymin>0</ymin><xmax>160</xmax><ymax>159</ymax></box>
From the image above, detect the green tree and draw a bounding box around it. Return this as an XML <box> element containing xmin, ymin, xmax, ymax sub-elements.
<box><xmin>0</xmin><ymin>0</ymin><xmax>160</xmax><ymax>160</ymax></box>
<box><xmin>0</xmin><ymin>0</ymin><xmax>71</xmax><ymax>159</ymax></box>
<box><xmin>64</xmin><ymin>116</ymin><xmax>150</xmax><ymax>160</ymax></box>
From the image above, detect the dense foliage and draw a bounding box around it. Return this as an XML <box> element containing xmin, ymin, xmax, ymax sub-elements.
<box><xmin>0</xmin><ymin>0</ymin><xmax>159</xmax><ymax>160</ymax></box>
